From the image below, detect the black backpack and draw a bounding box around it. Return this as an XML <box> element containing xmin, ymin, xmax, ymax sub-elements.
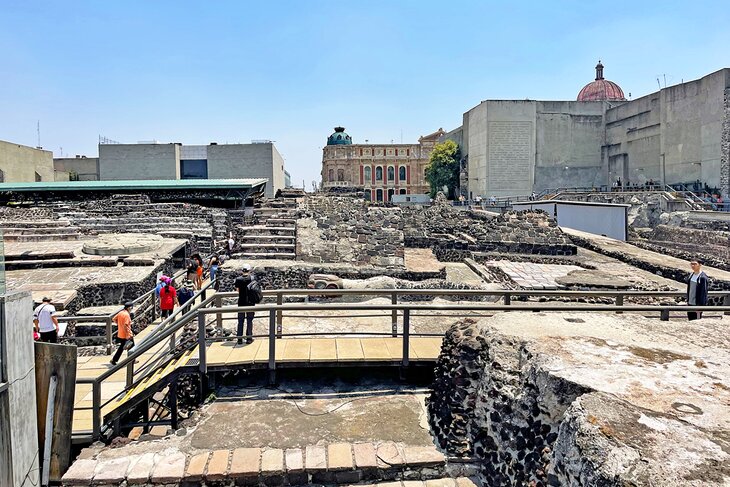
<box><xmin>247</xmin><ymin>279</ymin><xmax>263</xmax><ymax>304</ymax></box>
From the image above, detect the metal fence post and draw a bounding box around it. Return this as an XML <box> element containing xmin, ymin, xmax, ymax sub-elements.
<box><xmin>197</xmin><ymin>311</ymin><xmax>207</xmax><ymax>375</ymax></box>
<box><xmin>724</xmin><ymin>294</ymin><xmax>730</xmax><ymax>316</ymax></box>
<box><xmin>105</xmin><ymin>316</ymin><xmax>113</xmax><ymax>355</ymax></box>
<box><xmin>268</xmin><ymin>310</ymin><xmax>277</xmax><ymax>385</ymax></box>
<box><xmin>391</xmin><ymin>292</ymin><xmax>398</xmax><ymax>337</ymax></box>
<box><xmin>660</xmin><ymin>309</ymin><xmax>670</xmax><ymax>321</ymax></box>
<box><xmin>402</xmin><ymin>309</ymin><xmax>410</xmax><ymax>367</ymax></box>
<box><xmin>276</xmin><ymin>292</ymin><xmax>283</xmax><ymax>339</ymax></box>
<box><xmin>92</xmin><ymin>381</ymin><xmax>101</xmax><ymax>440</ymax></box>
<box><xmin>504</xmin><ymin>293</ymin><xmax>511</xmax><ymax>306</ymax></box>
<box><xmin>615</xmin><ymin>294</ymin><xmax>624</xmax><ymax>314</ymax></box>
<box><xmin>151</xmin><ymin>292</ymin><xmax>157</xmax><ymax>321</ymax></box>
<box><xmin>126</xmin><ymin>362</ymin><xmax>134</xmax><ymax>388</ymax></box>
<box><xmin>215</xmin><ymin>294</ymin><xmax>223</xmax><ymax>329</ymax></box>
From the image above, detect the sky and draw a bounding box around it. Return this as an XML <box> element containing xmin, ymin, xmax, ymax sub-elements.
<box><xmin>2</xmin><ymin>1</ymin><xmax>730</xmax><ymax>189</ymax></box>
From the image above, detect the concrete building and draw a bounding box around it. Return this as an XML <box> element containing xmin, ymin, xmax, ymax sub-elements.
<box><xmin>447</xmin><ymin>64</ymin><xmax>730</xmax><ymax>199</ymax></box>
<box><xmin>321</xmin><ymin>127</ymin><xmax>446</xmax><ymax>202</ymax></box>
<box><xmin>98</xmin><ymin>141</ymin><xmax>286</xmax><ymax>198</ymax></box>
<box><xmin>53</xmin><ymin>156</ymin><xmax>99</xmax><ymax>181</ymax></box>
<box><xmin>0</xmin><ymin>140</ymin><xmax>57</xmax><ymax>183</ymax></box>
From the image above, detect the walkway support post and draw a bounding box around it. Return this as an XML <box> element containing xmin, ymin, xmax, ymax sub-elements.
<box><xmin>105</xmin><ymin>316</ymin><xmax>114</xmax><ymax>355</ymax></box>
<box><xmin>660</xmin><ymin>309</ymin><xmax>670</xmax><ymax>321</ymax></box>
<box><xmin>504</xmin><ymin>293</ymin><xmax>511</xmax><ymax>306</ymax></box>
<box><xmin>215</xmin><ymin>294</ymin><xmax>223</xmax><ymax>329</ymax></box>
<box><xmin>277</xmin><ymin>292</ymin><xmax>283</xmax><ymax>338</ymax></box>
<box><xmin>402</xmin><ymin>309</ymin><xmax>410</xmax><ymax>367</ymax></box>
<box><xmin>391</xmin><ymin>292</ymin><xmax>398</xmax><ymax>337</ymax></box>
<box><xmin>92</xmin><ymin>381</ymin><xmax>101</xmax><ymax>440</ymax></box>
<box><xmin>724</xmin><ymin>294</ymin><xmax>730</xmax><ymax>316</ymax></box>
<box><xmin>268</xmin><ymin>309</ymin><xmax>277</xmax><ymax>385</ymax></box>
<box><xmin>197</xmin><ymin>311</ymin><xmax>208</xmax><ymax>397</ymax></box>
<box><xmin>615</xmin><ymin>294</ymin><xmax>624</xmax><ymax>314</ymax></box>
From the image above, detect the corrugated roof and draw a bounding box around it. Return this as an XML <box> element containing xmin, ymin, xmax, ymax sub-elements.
<box><xmin>0</xmin><ymin>179</ymin><xmax>268</xmax><ymax>192</ymax></box>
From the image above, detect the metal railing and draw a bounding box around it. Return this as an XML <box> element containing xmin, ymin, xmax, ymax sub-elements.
<box><xmin>73</xmin><ymin>287</ymin><xmax>730</xmax><ymax>441</ymax></box>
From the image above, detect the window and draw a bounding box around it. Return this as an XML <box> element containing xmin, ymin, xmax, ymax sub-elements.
<box><xmin>363</xmin><ymin>166</ymin><xmax>372</xmax><ymax>182</ymax></box>
<box><xmin>399</xmin><ymin>166</ymin><xmax>406</xmax><ymax>181</ymax></box>
<box><xmin>387</xmin><ymin>188</ymin><xmax>395</xmax><ymax>201</ymax></box>
<box><xmin>328</xmin><ymin>169</ymin><xmax>335</xmax><ymax>182</ymax></box>
<box><xmin>376</xmin><ymin>166</ymin><xmax>383</xmax><ymax>181</ymax></box>
<box><xmin>364</xmin><ymin>190</ymin><xmax>371</xmax><ymax>201</ymax></box>
<box><xmin>376</xmin><ymin>189</ymin><xmax>383</xmax><ymax>201</ymax></box>
<box><xmin>337</xmin><ymin>135</ymin><xmax>342</xmax><ymax>140</ymax></box>
<box><xmin>337</xmin><ymin>169</ymin><xmax>345</xmax><ymax>181</ymax></box>
<box><xmin>406</xmin><ymin>149</ymin><xmax>410</xmax><ymax>157</ymax></box>
<box><xmin>35</xmin><ymin>171</ymin><xmax>42</xmax><ymax>182</ymax></box>
<box><xmin>180</xmin><ymin>159</ymin><xmax>208</xmax><ymax>179</ymax></box>
<box><xmin>399</xmin><ymin>188</ymin><xmax>407</xmax><ymax>195</ymax></box>
<box><xmin>387</xmin><ymin>166</ymin><xmax>395</xmax><ymax>181</ymax></box>
<box><xmin>0</xmin><ymin>169</ymin><xmax>4</xmax><ymax>183</ymax></box>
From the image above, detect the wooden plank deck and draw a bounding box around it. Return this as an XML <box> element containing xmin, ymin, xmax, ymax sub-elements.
<box><xmin>72</xmin><ymin>335</ymin><xmax>442</xmax><ymax>436</ymax></box>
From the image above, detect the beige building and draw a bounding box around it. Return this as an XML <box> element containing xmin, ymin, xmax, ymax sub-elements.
<box><xmin>0</xmin><ymin>140</ymin><xmax>58</xmax><ymax>182</ymax></box>
<box><xmin>321</xmin><ymin>127</ymin><xmax>445</xmax><ymax>201</ymax></box>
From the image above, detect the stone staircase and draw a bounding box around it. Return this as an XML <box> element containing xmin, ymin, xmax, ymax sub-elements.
<box><xmin>0</xmin><ymin>219</ymin><xmax>82</xmax><ymax>242</ymax></box>
<box><xmin>234</xmin><ymin>199</ymin><xmax>299</xmax><ymax>260</ymax></box>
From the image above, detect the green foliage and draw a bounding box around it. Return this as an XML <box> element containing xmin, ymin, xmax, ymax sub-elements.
<box><xmin>425</xmin><ymin>140</ymin><xmax>461</xmax><ymax>199</ymax></box>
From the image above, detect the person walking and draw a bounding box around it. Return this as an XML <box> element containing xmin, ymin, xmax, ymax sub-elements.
<box><xmin>110</xmin><ymin>302</ymin><xmax>134</xmax><ymax>365</ymax></box>
<box><xmin>159</xmin><ymin>279</ymin><xmax>179</xmax><ymax>319</ymax></box>
<box><xmin>234</xmin><ymin>264</ymin><xmax>262</xmax><ymax>345</ymax></box>
<box><xmin>686</xmin><ymin>259</ymin><xmax>709</xmax><ymax>321</ymax></box>
<box><xmin>192</xmin><ymin>253</ymin><xmax>204</xmax><ymax>290</ymax></box>
<box><xmin>33</xmin><ymin>296</ymin><xmax>59</xmax><ymax>343</ymax></box>
<box><xmin>186</xmin><ymin>258</ymin><xmax>199</xmax><ymax>289</ymax></box>
<box><xmin>178</xmin><ymin>279</ymin><xmax>195</xmax><ymax>313</ymax></box>
<box><xmin>209</xmin><ymin>254</ymin><xmax>220</xmax><ymax>283</ymax></box>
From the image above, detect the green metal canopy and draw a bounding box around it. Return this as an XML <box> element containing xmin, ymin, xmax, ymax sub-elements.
<box><xmin>0</xmin><ymin>178</ymin><xmax>268</xmax><ymax>192</ymax></box>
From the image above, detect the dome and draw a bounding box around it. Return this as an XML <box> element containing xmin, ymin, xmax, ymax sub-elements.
<box><xmin>327</xmin><ymin>126</ymin><xmax>353</xmax><ymax>145</ymax></box>
<box><xmin>577</xmin><ymin>61</ymin><xmax>626</xmax><ymax>102</ymax></box>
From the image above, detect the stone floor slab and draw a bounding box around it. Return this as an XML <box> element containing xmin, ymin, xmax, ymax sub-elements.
<box><xmin>376</xmin><ymin>442</ymin><xmax>405</xmax><ymax>469</ymax></box>
<box><xmin>230</xmin><ymin>447</ymin><xmax>261</xmax><ymax>477</ymax></box>
<box><xmin>285</xmin><ymin>448</ymin><xmax>304</xmax><ymax>473</ymax></box>
<box><xmin>93</xmin><ymin>457</ymin><xmax>130</xmax><ymax>485</ymax></box>
<box><xmin>305</xmin><ymin>445</ymin><xmax>327</xmax><ymax>471</ymax></box>
<box><xmin>261</xmin><ymin>448</ymin><xmax>284</xmax><ymax>474</ymax></box>
<box><xmin>150</xmin><ymin>452</ymin><xmax>186</xmax><ymax>484</ymax></box>
<box><xmin>184</xmin><ymin>452</ymin><xmax>210</xmax><ymax>481</ymax></box>
<box><xmin>403</xmin><ymin>446</ymin><xmax>446</xmax><ymax>467</ymax></box>
<box><xmin>61</xmin><ymin>458</ymin><xmax>97</xmax><ymax>486</ymax></box>
<box><xmin>126</xmin><ymin>453</ymin><xmax>157</xmax><ymax>485</ymax></box>
<box><xmin>327</xmin><ymin>442</ymin><xmax>353</xmax><ymax>471</ymax></box>
<box><xmin>206</xmin><ymin>449</ymin><xmax>231</xmax><ymax>481</ymax></box>
<box><xmin>353</xmin><ymin>442</ymin><xmax>378</xmax><ymax>469</ymax></box>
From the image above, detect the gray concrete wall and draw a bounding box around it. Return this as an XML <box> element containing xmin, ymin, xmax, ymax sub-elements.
<box><xmin>207</xmin><ymin>143</ymin><xmax>280</xmax><ymax>197</ymax></box>
<box><xmin>99</xmin><ymin>143</ymin><xmax>179</xmax><ymax>180</ymax></box>
<box><xmin>606</xmin><ymin>68</ymin><xmax>730</xmax><ymax>191</ymax></box>
<box><xmin>53</xmin><ymin>157</ymin><xmax>99</xmax><ymax>181</ymax></box>
<box><xmin>0</xmin><ymin>291</ymin><xmax>39</xmax><ymax>487</ymax></box>
<box><xmin>0</xmin><ymin>140</ymin><xmax>54</xmax><ymax>182</ymax></box>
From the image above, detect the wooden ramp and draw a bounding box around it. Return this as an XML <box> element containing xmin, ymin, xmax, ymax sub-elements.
<box><xmin>72</xmin><ymin>336</ymin><xmax>443</xmax><ymax>437</ymax></box>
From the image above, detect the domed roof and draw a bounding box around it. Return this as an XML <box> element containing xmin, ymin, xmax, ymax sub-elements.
<box><xmin>327</xmin><ymin>126</ymin><xmax>352</xmax><ymax>145</ymax></box>
<box><xmin>577</xmin><ymin>61</ymin><xmax>626</xmax><ymax>102</ymax></box>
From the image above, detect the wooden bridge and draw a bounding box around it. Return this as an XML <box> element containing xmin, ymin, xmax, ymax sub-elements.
<box><xmin>68</xmin><ymin>284</ymin><xmax>730</xmax><ymax>444</ymax></box>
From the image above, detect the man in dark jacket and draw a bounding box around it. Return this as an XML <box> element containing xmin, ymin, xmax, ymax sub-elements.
<box><xmin>686</xmin><ymin>259</ymin><xmax>709</xmax><ymax>320</ymax></box>
<box><xmin>234</xmin><ymin>264</ymin><xmax>261</xmax><ymax>344</ymax></box>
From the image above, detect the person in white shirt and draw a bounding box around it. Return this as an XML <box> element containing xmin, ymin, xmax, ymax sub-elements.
<box><xmin>33</xmin><ymin>297</ymin><xmax>59</xmax><ymax>343</ymax></box>
<box><xmin>227</xmin><ymin>235</ymin><xmax>235</xmax><ymax>257</ymax></box>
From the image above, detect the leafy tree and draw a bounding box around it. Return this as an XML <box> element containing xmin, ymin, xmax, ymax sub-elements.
<box><xmin>425</xmin><ymin>140</ymin><xmax>460</xmax><ymax>199</ymax></box>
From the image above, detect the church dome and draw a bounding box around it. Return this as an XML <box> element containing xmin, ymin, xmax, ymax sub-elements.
<box><xmin>327</xmin><ymin>126</ymin><xmax>353</xmax><ymax>145</ymax></box>
<box><xmin>577</xmin><ymin>61</ymin><xmax>626</xmax><ymax>102</ymax></box>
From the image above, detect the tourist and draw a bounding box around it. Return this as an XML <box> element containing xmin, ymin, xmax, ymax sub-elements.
<box><xmin>159</xmin><ymin>278</ymin><xmax>179</xmax><ymax>319</ymax></box>
<box><xmin>208</xmin><ymin>254</ymin><xmax>220</xmax><ymax>283</ymax></box>
<box><xmin>186</xmin><ymin>258</ymin><xmax>199</xmax><ymax>289</ymax></box>
<box><xmin>33</xmin><ymin>296</ymin><xmax>59</xmax><ymax>343</ymax></box>
<box><xmin>155</xmin><ymin>275</ymin><xmax>167</xmax><ymax>296</ymax></box>
<box><xmin>178</xmin><ymin>279</ymin><xmax>195</xmax><ymax>313</ymax></box>
<box><xmin>110</xmin><ymin>302</ymin><xmax>134</xmax><ymax>366</ymax></box>
<box><xmin>686</xmin><ymin>259</ymin><xmax>709</xmax><ymax>321</ymax></box>
<box><xmin>192</xmin><ymin>253</ymin><xmax>204</xmax><ymax>290</ymax></box>
<box><xmin>234</xmin><ymin>263</ymin><xmax>262</xmax><ymax>345</ymax></box>
<box><xmin>227</xmin><ymin>234</ymin><xmax>235</xmax><ymax>257</ymax></box>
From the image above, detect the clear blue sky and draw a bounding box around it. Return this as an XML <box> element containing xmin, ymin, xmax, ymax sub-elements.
<box><xmin>2</xmin><ymin>1</ymin><xmax>729</xmax><ymax>188</ymax></box>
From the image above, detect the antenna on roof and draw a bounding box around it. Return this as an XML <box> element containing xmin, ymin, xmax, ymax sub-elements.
<box><xmin>36</xmin><ymin>120</ymin><xmax>41</xmax><ymax>149</ymax></box>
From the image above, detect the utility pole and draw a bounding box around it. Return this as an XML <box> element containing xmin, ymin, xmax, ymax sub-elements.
<box><xmin>37</xmin><ymin>120</ymin><xmax>41</xmax><ymax>149</ymax></box>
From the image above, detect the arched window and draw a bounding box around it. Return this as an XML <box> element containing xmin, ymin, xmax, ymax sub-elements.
<box><xmin>387</xmin><ymin>166</ymin><xmax>395</xmax><ymax>181</ymax></box>
<box><xmin>399</xmin><ymin>188</ymin><xmax>407</xmax><ymax>195</ymax></box>
<box><xmin>399</xmin><ymin>166</ymin><xmax>406</xmax><ymax>181</ymax></box>
<box><xmin>337</xmin><ymin>134</ymin><xmax>342</xmax><ymax>140</ymax></box>
<box><xmin>375</xmin><ymin>166</ymin><xmax>383</xmax><ymax>181</ymax></box>
<box><xmin>328</xmin><ymin>169</ymin><xmax>335</xmax><ymax>182</ymax></box>
<box><xmin>376</xmin><ymin>189</ymin><xmax>383</xmax><ymax>201</ymax></box>
<box><xmin>337</xmin><ymin>169</ymin><xmax>345</xmax><ymax>181</ymax></box>
<box><xmin>387</xmin><ymin>188</ymin><xmax>395</xmax><ymax>201</ymax></box>
<box><xmin>363</xmin><ymin>166</ymin><xmax>372</xmax><ymax>183</ymax></box>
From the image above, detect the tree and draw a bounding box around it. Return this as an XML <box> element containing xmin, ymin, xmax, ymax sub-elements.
<box><xmin>425</xmin><ymin>140</ymin><xmax>460</xmax><ymax>199</ymax></box>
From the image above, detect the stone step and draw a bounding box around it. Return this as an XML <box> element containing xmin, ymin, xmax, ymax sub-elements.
<box><xmin>3</xmin><ymin>233</ymin><xmax>81</xmax><ymax>242</ymax></box>
<box><xmin>240</xmin><ymin>235</ymin><xmax>296</xmax><ymax>242</ymax></box>
<box><xmin>239</xmin><ymin>225</ymin><xmax>296</xmax><ymax>232</ymax></box>
<box><xmin>62</xmin><ymin>443</ymin><xmax>471</xmax><ymax>487</ymax></box>
<box><xmin>236</xmin><ymin>252</ymin><xmax>296</xmax><ymax>259</ymax></box>
<box><xmin>4</xmin><ymin>258</ymin><xmax>118</xmax><ymax>270</ymax></box>
<box><xmin>0</xmin><ymin>219</ymin><xmax>72</xmax><ymax>228</ymax></box>
<box><xmin>239</xmin><ymin>243</ymin><xmax>296</xmax><ymax>250</ymax></box>
<box><xmin>1</xmin><ymin>226</ymin><xmax>80</xmax><ymax>235</ymax></box>
<box><xmin>264</xmin><ymin>218</ymin><xmax>297</xmax><ymax>225</ymax></box>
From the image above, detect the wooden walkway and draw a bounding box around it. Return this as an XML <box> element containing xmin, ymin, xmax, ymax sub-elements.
<box><xmin>72</xmin><ymin>329</ymin><xmax>442</xmax><ymax>436</ymax></box>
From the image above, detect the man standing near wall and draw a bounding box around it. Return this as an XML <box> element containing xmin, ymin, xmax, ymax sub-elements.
<box><xmin>33</xmin><ymin>296</ymin><xmax>58</xmax><ymax>343</ymax></box>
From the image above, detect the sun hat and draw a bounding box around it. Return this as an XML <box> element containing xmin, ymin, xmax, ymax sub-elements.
<box><xmin>241</xmin><ymin>263</ymin><xmax>252</xmax><ymax>273</ymax></box>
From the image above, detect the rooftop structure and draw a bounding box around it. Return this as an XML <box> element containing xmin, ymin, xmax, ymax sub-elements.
<box><xmin>577</xmin><ymin>61</ymin><xmax>626</xmax><ymax>102</ymax></box>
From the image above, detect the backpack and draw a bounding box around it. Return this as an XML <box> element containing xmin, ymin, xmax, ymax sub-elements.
<box><xmin>247</xmin><ymin>279</ymin><xmax>263</xmax><ymax>304</ymax></box>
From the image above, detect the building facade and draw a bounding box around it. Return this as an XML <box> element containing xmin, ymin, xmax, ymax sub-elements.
<box><xmin>0</xmin><ymin>140</ymin><xmax>57</xmax><ymax>182</ymax></box>
<box><xmin>98</xmin><ymin>141</ymin><xmax>285</xmax><ymax>198</ymax></box>
<box><xmin>53</xmin><ymin>156</ymin><xmax>100</xmax><ymax>181</ymax></box>
<box><xmin>321</xmin><ymin>127</ymin><xmax>445</xmax><ymax>202</ymax></box>
<box><xmin>446</xmin><ymin>64</ymin><xmax>730</xmax><ymax>199</ymax></box>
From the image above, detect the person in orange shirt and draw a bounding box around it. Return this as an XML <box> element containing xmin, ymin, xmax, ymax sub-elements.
<box><xmin>110</xmin><ymin>302</ymin><xmax>134</xmax><ymax>366</ymax></box>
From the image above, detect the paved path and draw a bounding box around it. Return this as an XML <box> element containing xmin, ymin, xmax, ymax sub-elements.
<box><xmin>490</xmin><ymin>260</ymin><xmax>582</xmax><ymax>289</ymax></box>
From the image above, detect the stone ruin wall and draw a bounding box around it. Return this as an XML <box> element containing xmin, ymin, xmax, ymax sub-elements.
<box><xmin>297</xmin><ymin>196</ymin><xmax>405</xmax><ymax>268</ymax></box>
<box><xmin>427</xmin><ymin>319</ymin><xmax>730</xmax><ymax>486</ymax></box>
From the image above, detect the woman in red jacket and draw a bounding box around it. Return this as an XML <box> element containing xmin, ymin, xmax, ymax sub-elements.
<box><xmin>159</xmin><ymin>280</ymin><xmax>179</xmax><ymax>319</ymax></box>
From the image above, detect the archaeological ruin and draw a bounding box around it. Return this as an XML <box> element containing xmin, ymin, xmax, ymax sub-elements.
<box><xmin>1</xmin><ymin>183</ymin><xmax>728</xmax><ymax>487</ymax></box>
